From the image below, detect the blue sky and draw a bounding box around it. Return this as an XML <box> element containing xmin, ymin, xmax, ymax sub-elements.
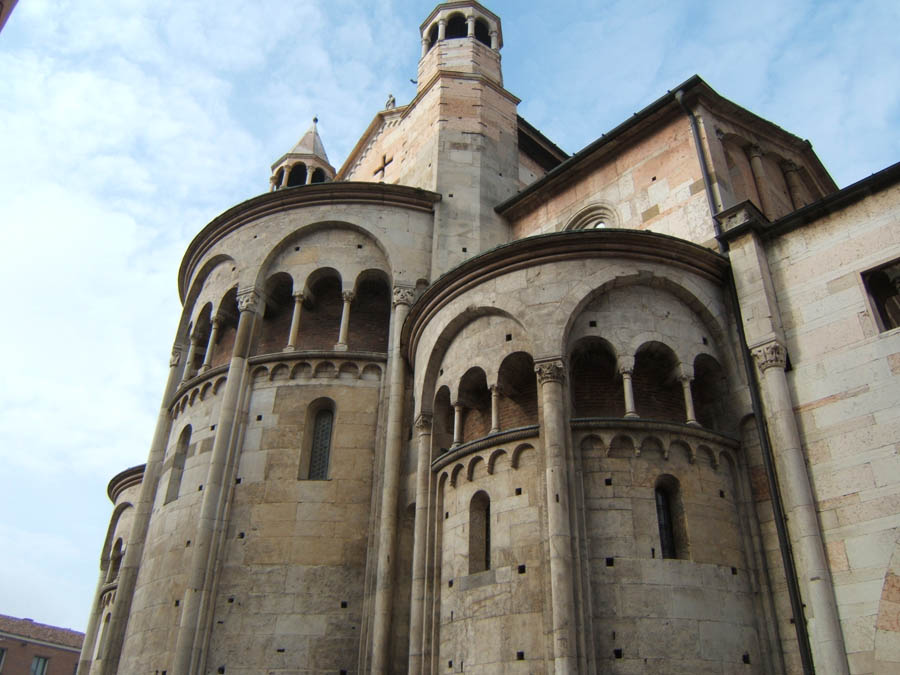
<box><xmin>0</xmin><ymin>0</ymin><xmax>897</xmax><ymax>632</ymax></box>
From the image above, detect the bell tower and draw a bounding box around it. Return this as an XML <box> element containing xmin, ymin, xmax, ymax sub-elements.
<box><xmin>414</xmin><ymin>2</ymin><xmax>519</xmax><ymax>276</ymax></box>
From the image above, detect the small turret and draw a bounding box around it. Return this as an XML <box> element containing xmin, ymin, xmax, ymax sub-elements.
<box><xmin>270</xmin><ymin>118</ymin><xmax>336</xmax><ymax>191</ymax></box>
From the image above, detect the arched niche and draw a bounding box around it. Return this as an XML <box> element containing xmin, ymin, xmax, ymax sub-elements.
<box><xmin>496</xmin><ymin>351</ymin><xmax>537</xmax><ymax>429</ymax></box>
<box><xmin>632</xmin><ymin>341</ymin><xmax>685</xmax><ymax>422</ymax></box>
<box><xmin>349</xmin><ymin>269</ymin><xmax>391</xmax><ymax>353</ymax></box>
<box><xmin>297</xmin><ymin>268</ymin><xmax>343</xmax><ymax>351</ymax></box>
<box><xmin>459</xmin><ymin>367</ymin><xmax>490</xmax><ymax>443</ymax></box>
<box><xmin>569</xmin><ymin>337</ymin><xmax>623</xmax><ymax>417</ymax></box>
<box><xmin>253</xmin><ymin>272</ymin><xmax>294</xmax><ymax>356</ymax></box>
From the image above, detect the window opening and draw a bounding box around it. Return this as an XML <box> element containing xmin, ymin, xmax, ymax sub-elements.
<box><xmin>474</xmin><ymin>18</ymin><xmax>490</xmax><ymax>46</ymax></box>
<box><xmin>164</xmin><ymin>426</ymin><xmax>191</xmax><ymax>504</ymax></box>
<box><xmin>287</xmin><ymin>163</ymin><xmax>307</xmax><ymax>187</ymax></box>
<box><xmin>446</xmin><ymin>14</ymin><xmax>467</xmax><ymax>39</ymax></box>
<box><xmin>655</xmin><ymin>487</ymin><xmax>676</xmax><ymax>559</ymax></box>
<box><xmin>31</xmin><ymin>656</ymin><xmax>50</xmax><ymax>675</ymax></box>
<box><xmin>469</xmin><ymin>491</ymin><xmax>491</xmax><ymax>573</ymax></box>
<box><xmin>863</xmin><ymin>259</ymin><xmax>900</xmax><ymax>331</ymax></box>
<box><xmin>308</xmin><ymin>409</ymin><xmax>334</xmax><ymax>480</ymax></box>
<box><xmin>655</xmin><ymin>476</ymin><xmax>687</xmax><ymax>559</ymax></box>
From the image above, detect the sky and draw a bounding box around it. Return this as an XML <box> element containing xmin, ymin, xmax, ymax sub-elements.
<box><xmin>0</xmin><ymin>0</ymin><xmax>897</xmax><ymax>633</ymax></box>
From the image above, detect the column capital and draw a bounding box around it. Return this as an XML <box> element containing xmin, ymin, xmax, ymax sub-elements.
<box><xmin>414</xmin><ymin>413</ymin><xmax>433</xmax><ymax>432</ymax></box>
<box><xmin>236</xmin><ymin>289</ymin><xmax>262</xmax><ymax>314</ymax></box>
<box><xmin>617</xmin><ymin>355</ymin><xmax>635</xmax><ymax>375</ymax></box>
<box><xmin>169</xmin><ymin>347</ymin><xmax>183</xmax><ymax>367</ymax></box>
<box><xmin>392</xmin><ymin>285</ymin><xmax>416</xmax><ymax>307</ymax></box>
<box><xmin>210</xmin><ymin>316</ymin><xmax>222</xmax><ymax>329</ymax></box>
<box><xmin>752</xmin><ymin>340</ymin><xmax>787</xmax><ymax>372</ymax></box>
<box><xmin>677</xmin><ymin>362</ymin><xmax>694</xmax><ymax>381</ymax></box>
<box><xmin>747</xmin><ymin>143</ymin><xmax>764</xmax><ymax>159</ymax></box>
<box><xmin>534</xmin><ymin>359</ymin><xmax>566</xmax><ymax>384</ymax></box>
<box><xmin>341</xmin><ymin>290</ymin><xmax>356</xmax><ymax>303</ymax></box>
<box><xmin>782</xmin><ymin>160</ymin><xmax>800</xmax><ymax>174</ymax></box>
<box><xmin>292</xmin><ymin>291</ymin><xmax>305</xmax><ymax>301</ymax></box>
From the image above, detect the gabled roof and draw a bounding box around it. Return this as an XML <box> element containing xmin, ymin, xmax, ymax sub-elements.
<box><xmin>0</xmin><ymin>614</ymin><xmax>84</xmax><ymax>650</ymax></box>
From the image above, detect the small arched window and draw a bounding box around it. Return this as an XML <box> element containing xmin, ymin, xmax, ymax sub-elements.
<box><xmin>288</xmin><ymin>163</ymin><xmax>307</xmax><ymax>187</ymax></box>
<box><xmin>474</xmin><ymin>18</ymin><xmax>491</xmax><ymax>46</ymax></box>
<box><xmin>655</xmin><ymin>475</ymin><xmax>688</xmax><ymax>559</ymax></box>
<box><xmin>164</xmin><ymin>425</ymin><xmax>192</xmax><ymax>504</ymax></box>
<box><xmin>427</xmin><ymin>23</ymin><xmax>439</xmax><ymax>51</ymax></box>
<box><xmin>469</xmin><ymin>491</ymin><xmax>491</xmax><ymax>573</ymax></box>
<box><xmin>310</xmin><ymin>167</ymin><xmax>326</xmax><ymax>183</ymax></box>
<box><xmin>307</xmin><ymin>407</ymin><xmax>334</xmax><ymax>480</ymax></box>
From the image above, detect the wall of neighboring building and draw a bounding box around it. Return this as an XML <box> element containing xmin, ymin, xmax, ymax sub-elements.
<box><xmin>0</xmin><ymin>636</ymin><xmax>80</xmax><ymax>674</ymax></box>
<box><xmin>763</xmin><ymin>184</ymin><xmax>900</xmax><ymax>674</ymax></box>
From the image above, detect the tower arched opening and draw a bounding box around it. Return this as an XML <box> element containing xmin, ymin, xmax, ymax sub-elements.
<box><xmin>426</xmin><ymin>22</ymin><xmax>439</xmax><ymax>51</ymax></box>
<box><xmin>106</xmin><ymin>538</ymin><xmax>124</xmax><ymax>583</ymax></box>
<box><xmin>458</xmin><ymin>366</ymin><xmax>490</xmax><ymax>443</ymax></box>
<box><xmin>274</xmin><ymin>167</ymin><xmax>285</xmax><ymax>189</ymax></box>
<box><xmin>496</xmin><ymin>351</ymin><xmax>537</xmax><ymax>429</ymax></box>
<box><xmin>297</xmin><ymin>270</ymin><xmax>343</xmax><ymax>351</ymax></box>
<box><xmin>310</xmin><ymin>167</ymin><xmax>326</xmax><ymax>183</ymax></box>
<box><xmin>633</xmin><ymin>341</ymin><xmax>685</xmax><ymax>422</ymax></box>
<box><xmin>570</xmin><ymin>337</ymin><xmax>623</xmax><ymax>417</ymax></box>
<box><xmin>254</xmin><ymin>273</ymin><xmax>294</xmax><ymax>356</ymax></box>
<box><xmin>190</xmin><ymin>304</ymin><xmax>213</xmax><ymax>374</ymax></box>
<box><xmin>164</xmin><ymin>425</ymin><xmax>192</xmax><ymax>504</ymax></box>
<box><xmin>474</xmin><ymin>18</ymin><xmax>490</xmax><ymax>46</ymax></box>
<box><xmin>287</xmin><ymin>163</ymin><xmax>307</xmax><ymax>187</ymax></box>
<box><xmin>446</xmin><ymin>13</ymin><xmax>467</xmax><ymax>39</ymax></box>
<box><xmin>349</xmin><ymin>271</ymin><xmax>391</xmax><ymax>353</ymax></box>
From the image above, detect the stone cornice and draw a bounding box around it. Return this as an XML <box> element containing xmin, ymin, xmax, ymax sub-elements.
<box><xmin>403</xmin><ymin>228</ymin><xmax>729</xmax><ymax>362</ymax></box>
<box><xmin>432</xmin><ymin>425</ymin><xmax>539</xmax><ymax>472</ymax></box>
<box><xmin>107</xmin><ymin>464</ymin><xmax>145</xmax><ymax>503</ymax></box>
<box><xmin>178</xmin><ymin>182</ymin><xmax>441</xmax><ymax>302</ymax></box>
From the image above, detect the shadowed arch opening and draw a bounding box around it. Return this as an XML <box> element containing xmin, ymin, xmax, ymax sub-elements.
<box><xmin>446</xmin><ymin>13</ymin><xmax>467</xmax><ymax>39</ymax></box>
<box><xmin>633</xmin><ymin>342</ymin><xmax>685</xmax><ymax>422</ymax></box>
<box><xmin>469</xmin><ymin>490</ymin><xmax>491</xmax><ymax>573</ymax></box>
<box><xmin>433</xmin><ymin>386</ymin><xmax>453</xmax><ymax>454</ymax></box>
<box><xmin>496</xmin><ymin>352</ymin><xmax>537</xmax><ymax>429</ymax></box>
<box><xmin>208</xmin><ymin>288</ymin><xmax>238</xmax><ymax>369</ymax></box>
<box><xmin>189</xmin><ymin>304</ymin><xmax>213</xmax><ymax>374</ymax></box>
<box><xmin>311</xmin><ymin>167</ymin><xmax>326</xmax><ymax>183</ymax></box>
<box><xmin>349</xmin><ymin>270</ymin><xmax>391</xmax><ymax>352</ymax></box>
<box><xmin>459</xmin><ymin>367</ymin><xmax>490</xmax><ymax>443</ymax></box>
<box><xmin>692</xmin><ymin>353</ymin><xmax>729</xmax><ymax>431</ymax></box>
<box><xmin>474</xmin><ymin>17</ymin><xmax>490</xmax><ymax>46</ymax></box>
<box><xmin>274</xmin><ymin>167</ymin><xmax>284</xmax><ymax>189</ymax></box>
<box><xmin>298</xmin><ymin>269</ymin><xmax>343</xmax><ymax>350</ymax></box>
<box><xmin>288</xmin><ymin>162</ymin><xmax>307</xmax><ymax>187</ymax></box>
<box><xmin>105</xmin><ymin>538</ymin><xmax>124</xmax><ymax>584</ymax></box>
<box><xmin>426</xmin><ymin>22</ymin><xmax>439</xmax><ymax>50</ymax></box>
<box><xmin>254</xmin><ymin>272</ymin><xmax>294</xmax><ymax>355</ymax></box>
<box><xmin>570</xmin><ymin>337</ymin><xmax>623</xmax><ymax>417</ymax></box>
<box><xmin>655</xmin><ymin>474</ymin><xmax>688</xmax><ymax>559</ymax></box>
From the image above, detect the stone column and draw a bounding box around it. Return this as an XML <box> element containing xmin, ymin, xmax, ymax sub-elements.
<box><xmin>370</xmin><ymin>285</ymin><xmax>415</xmax><ymax>674</ymax></box>
<box><xmin>306</xmin><ymin>165</ymin><xmax>314</xmax><ymax>184</ymax></box>
<box><xmin>535</xmin><ymin>359</ymin><xmax>578</xmax><ymax>673</ymax></box>
<box><xmin>452</xmin><ymin>403</ymin><xmax>464</xmax><ymax>446</ymax></box>
<box><xmin>677</xmin><ymin>364</ymin><xmax>698</xmax><ymax>425</ymax></box>
<box><xmin>466</xmin><ymin>15</ymin><xmax>475</xmax><ymax>36</ymax></box>
<box><xmin>747</xmin><ymin>145</ymin><xmax>774</xmax><ymax>219</ymax></box>
<box><xmin>618</xmin><ymin>356</ymin><xmax>638</xmax><ymax>418</ymax></box>
<box><xmin>285</xmin><ymin>292</ymin><xmax>303</xmax><ymax>351</ymax></box>
<box><xmin>97</xmin><ymin>344</ymin><xmax>185</xmax><ymax>675</ymax></box>
<box><xmin>783</xmin><ymin>161</ymin><xmax>809</xmax><ymax>209</ymax></box>
<box><xmin>437</xmin><ymin>18</ymin><xmax>447</xmax><ymax>41</ymax></box>
<box><xmin>199</xmin><ymin>318</ymin><xmax>220</xmax><ymax>373</ymax></box>
<box><xmin>752</xmin><ymin>340</ymin><xmax>849</xmax><ymax>674</ymax></box>
<box><xmin>182</xmin><ymin>332</ymin><xmax>203</xmax><ymax>382</ymax></box>
<box><xmin>335</xmin><ymin>290</ymin><xmax>354</xmax><ymax>351</ymax></box>
<box><xmin>408</xmin><ymin>413</ymin><xmax>433</xmax><ymax>673</ymax></box>
<box><xmin>421</xmin><ymin>36</ymin><xmax>429</xmax><ymax>57</ymax></box>
<box><xmin>173</xmin><ymin>289</ymin><xmax>261</xmax><ymax>675</ymax></box>
<box><xmin>490</xmin><ymin>385</ymin><xmax>500</xmax><ymax>434</ymax></box>
<box><xmin>76</xmin><ymin>570</ymin><xmax>106</xmax><ymax>673</ymax></box>
<box><xmin>490</xmin><ymin>29</ymin><xmax>499</xmax><ymax>49</ymax></box>
<box><xmin>281</xmin><ymin>166</ymin><xmax>290</xmax><ymax>188</ymax></box>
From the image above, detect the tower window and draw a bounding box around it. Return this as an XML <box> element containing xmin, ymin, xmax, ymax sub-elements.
<box><xmin>310</xmin><ymin>167</ymin><xmax>326</xmax><ymax>183</ymax></box>
<box><xmin>863</xmin><ymin>258</ymin><xmax>900</xmax><ymax>331</ymax></box>
<box><xmin>287</xmin><ymin>163</ymin><xmax>307</xmax><ymax>187</ymax></box>
<box><xmin>446</xmin><ymin>14</ymin><xmax>467</xmax><ymax>39</ymax></box>
<box><xmin>304</xmin><ymin>404</ymin><xmax>334</xmax><ymax>480</ymax></box>
<box><xmin>427</xmin><ymin>23</ymin><xmax>439</xmax><ymax>51</ymax></box>
<box><xmin>474</xmin><ymin>18</ymin><xmax>491</xmax><ymax>46</ymax></box>
<box><xmin>469</xmin><ymin>490</ymin><xmax>491</xmax><ymax>573</ymax></box>
<box><xmin>655</xmin><ymin>475</ymin><xmax>688</xmax><ymax>559</ymax></box>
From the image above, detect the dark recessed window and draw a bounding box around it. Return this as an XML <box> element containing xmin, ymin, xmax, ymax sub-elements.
<box><xmin>863</xmin><ymin>259</ymin><xmax>900</xmax><ymax>331</ymax></box>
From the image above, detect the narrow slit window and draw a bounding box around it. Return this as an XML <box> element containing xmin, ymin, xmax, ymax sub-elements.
<box><xmin>308</xmin><ymin>409</ymin><xmax>334</xmax><ymax>480</ymax></box>
<box><xmin>469</xmin><ymin>491</ymin><xmax>491</xmax><ymax>573</ymax></box>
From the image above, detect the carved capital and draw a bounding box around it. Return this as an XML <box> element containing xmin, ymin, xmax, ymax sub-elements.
<box><xmin>752</xmin><ymin>341</ymin><xmax>787</xmax><ymax>372</ymax></box>
<box><xmin>341</xmin><ymin>290</ymin><xmax>356</xmax><ymax>304</ymax></box>
<box><xmin>534</xmin><ymin>360</ymin><xmax>565</xmax><ymax>384</ymax></box>
<box><xmin>292</xmin><ymin>291</ymin><xmax>305</xmax><ymax>302</ymax></box>
<box><xmin>617</xmin><ymin>355</ymin><xmax>635</xmax><ymax>376</ymax></box>
<box><xmin>237</xmin><ymin>289</ymin><xmax>261</xmax><ymax>313</ymax></box>
<box><xmin>414</xmin><ymin>413</ymin><xmax>433</xmax><ymax>432</ymax></box>
<box><xmin>210</xmin><ymin>316</ymin><xmax>222</xmax><ymax>329</ymax></box>
<box><xmin>782</xmin><ymin>160</ymin><xmax>800</xmax><ymax>174</ymax></box>
<box><xmin>392</xmin><ymin>285</ymin><xmax>416</xmax><ymax>307</ymax></box>
<box><xmin>747</xmin><ymin>144</ymin><xmax>764</xmax><ymax>160</ymax></box>
<box><xmin>169</xmin><ymin>347</ymin><xmax>182</xmax><ymax>368</ymax></box>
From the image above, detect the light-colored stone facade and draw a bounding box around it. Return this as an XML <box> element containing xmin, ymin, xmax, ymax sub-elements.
<box><xmin>79</xmin><ymin>2</ymin><xmax>900</xmax><ymax>674</ymax></box>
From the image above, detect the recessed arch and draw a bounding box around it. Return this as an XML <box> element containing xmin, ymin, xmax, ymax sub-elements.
<box><xmin>487</xmin><ymin>448</ymin><xmax>508</xmax><ymax>474</ymax></box>
<box><xmin>445</xmin><ymin>12</ymin><xmax>467</xmax><ymax>39</ymax></box>
<box><xmin>511</xmin><ymin>442</ymin><xmax>535</xmax><ymax>469</ymax></box>
<box><xmin>99</xmin><ymin>502</ymin><xmax>133</xmax><ymax>570</ymax></box>
<box><xmin>496</xmin><ymin>351</ymin><xmax>538</xmax><ymax>429</ymax></box>
<box><xmin>633</xmin><ymin>341</ymin><xmax>685</xmax><ymax>422</ymax></box>
<box><xmin>563</xmin><ymin>202</ymin><xmax>619</xmax><ymax>230</ymax></box>
<box><xmin>287</xmin><ymin>162</ymin><xmax>307</xmax><ymax>187</ymax></box>
<box><xmin>474</xmin><ymin>17</ymin><xmax>490</xmax><ymax>46</ymax></box>
<box><xmin>466</xmin><ymin>455</ymin><xmax>485</xmax><ymax>482</ymax></box>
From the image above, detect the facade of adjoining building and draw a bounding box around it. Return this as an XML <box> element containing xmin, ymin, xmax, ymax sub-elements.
<box><xmin>0</xmin><ymin>613</ymin><xmax>83</xmax><ymax>674</ymax></box>
<box><xmin>77</xmin><ymin>2</ymin><xmax>900</xmax><ymax>674</ymax></box>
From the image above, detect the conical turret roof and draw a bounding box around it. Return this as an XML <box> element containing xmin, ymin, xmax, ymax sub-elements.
<box><xmin>290</xmin><ymin>117</ymin><xmax>329</xmax><ymax>164</ymax></box>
